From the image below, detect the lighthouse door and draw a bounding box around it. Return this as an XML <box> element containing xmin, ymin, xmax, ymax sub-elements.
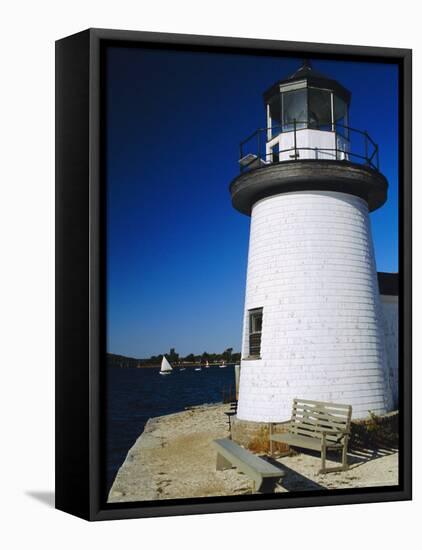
<box><xmin>271</xmin><ymin>143</ymin><xmax>279</xmax><ymax>163</ymax></box>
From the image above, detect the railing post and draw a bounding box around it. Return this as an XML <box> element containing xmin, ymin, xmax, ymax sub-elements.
<box><xmin>333</xmin><ymin>122</ymin><xmax>337</xmax><ymax>160</ymax></box>
<box><xmin>364</xmin><ymin>131</ymin><xmax>368</xmax><ymax>165</ymax></box>
<box><xmin>293</xmin><ymin>118</ymin><xmax>297</xmax><ymax>159</ymax></box>
<box><xmin>257</xmin><ymin>128</ymin><xmax>261</xmax><ymax>167</ymax></box>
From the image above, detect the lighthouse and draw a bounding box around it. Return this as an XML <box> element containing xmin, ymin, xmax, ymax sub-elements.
<box><xmin>231</xmin><ymin>61</ymin><xmax>393</xmax><ymax>425</ymax></box>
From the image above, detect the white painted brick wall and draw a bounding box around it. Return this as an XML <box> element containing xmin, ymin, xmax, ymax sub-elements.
<box><xmin>238</xmin><ymin>191</ymin><xmax>393</xmax><ymax>422</ymax></box>
<box><xmin>380</xmin><ymin>295</ymin><xmax>399</xmax><ymax>409</ymax></box>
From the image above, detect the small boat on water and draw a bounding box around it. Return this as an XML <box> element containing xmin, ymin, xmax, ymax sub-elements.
<box><xmin>159</xmin><ymin>356</ymin><xmax>173</xmax><ymax>375</ymax></box>
<box><xmin>179</xmin><ymin>367</ymin><xmax>186</xmax><ymax>371</ymax></box>
<box><xmin>205</xmin><ymin>361</ymin><xmax>210</xmax><ymax>368</ymax></box>
<box><xmin>195</xmin><ymin>366</ymin><xmax>202</xmax><ymax>371</ymax></box>
<box><xmin>219</xmin><ymin>361</ymin><xmax>227</xmax><ymax>368</ymax></box>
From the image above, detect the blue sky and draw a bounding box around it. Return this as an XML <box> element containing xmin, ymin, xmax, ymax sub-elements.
<box><xmin>105</xmin><ymin>46</ymin><xmax>398</xmax><ymax>358</ymax></box>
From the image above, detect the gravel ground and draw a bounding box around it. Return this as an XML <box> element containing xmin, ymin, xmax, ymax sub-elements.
<box><xmin>108</xmin><ymin>403</ymin><xmax>398</xmax><ymax>503</ymax></box>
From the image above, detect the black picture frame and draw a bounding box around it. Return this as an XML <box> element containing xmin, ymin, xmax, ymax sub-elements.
<box><xmin>55</xmin><ymin>28</ymin><xmax>412</xmax><ymax>521</ymax></box>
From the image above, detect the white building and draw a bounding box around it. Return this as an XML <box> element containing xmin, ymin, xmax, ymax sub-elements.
<box><xmin>230</xmin><ymin>61</ymin><xmax>395</xmax><ymax>422</ymax></box>
<box><xmin>378</xmin><ymin>272</ymin><xmax>399</xmax><ymax>410</ymax></box>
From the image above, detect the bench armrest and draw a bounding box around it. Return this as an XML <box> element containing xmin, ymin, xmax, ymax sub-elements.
<box><xmin>321</xmin><ymin>430</ymin><xmax>349</xmax><ymax>444</ymax></box>
<box><xmin>336</xmin><ymin>432</ymin><xmax>350</xmax><ymax>444</ymax></box>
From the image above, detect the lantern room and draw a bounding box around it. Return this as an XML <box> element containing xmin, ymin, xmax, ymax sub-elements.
<box><xmin>263</xmin><ymin>60</ymin><xmax>351</xmax><ymax>162</ymax></box>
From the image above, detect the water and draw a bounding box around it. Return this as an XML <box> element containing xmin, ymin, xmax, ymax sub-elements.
<box><xmin>106</xmin><ymin>365</ymin><xmax>236</xmax><ymax>491</ymax></box>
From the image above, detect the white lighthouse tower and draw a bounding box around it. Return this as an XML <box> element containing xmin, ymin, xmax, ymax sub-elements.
<box><xmin>231</xmin><ymin>61</ymin><xmax>393</xmax><ymax>424</ymax></box>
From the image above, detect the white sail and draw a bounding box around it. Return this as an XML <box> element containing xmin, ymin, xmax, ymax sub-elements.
<box><xmin>160</xmin><ymin>356</ymin><xmax>173</xmax><ymax>373</ymax></box>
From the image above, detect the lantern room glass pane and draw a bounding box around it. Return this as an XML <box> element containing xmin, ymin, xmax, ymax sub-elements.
<box><xmin>308</xmin><ymin>88</ymin><xmax>332</xmax><ymax>130</ymax></box>
<box><xmin>282</xmin><ymin>89</ymin><xmax>307</xmax><ymax>130</ymax></box>
<box><xmin>334</xmin><ymin>95</ymin><xmax>348</xmax><ymax>137</ymax></box>
<box><xmin>267</xmin><ymin>96</ymin><xmax>282</xmax><ymax>139</ymax></box>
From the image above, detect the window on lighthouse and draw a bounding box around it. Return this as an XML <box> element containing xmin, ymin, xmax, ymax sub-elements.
<box><xmin>334</xmin><ymin>95</ymin><xmax>349</xmax><ymax>138</ymax></box>
<box><xmin>282</xmin><ymin>89</ymin><xmax>307</xmax><ymax>131</ymax></box>
<box><xmin>308</xmin><ymin>88</ymin><xmax>332</xmax><ymax>131</ymax></box>
<box><xmin>267</xmin><ymin>96</ymin><xmax>282</xmax><ymax>139</ymax></box>
<box><xmin>248</xmin><ymin>308</ymin><xmax>263</xmax><ymax>358</ymax></box>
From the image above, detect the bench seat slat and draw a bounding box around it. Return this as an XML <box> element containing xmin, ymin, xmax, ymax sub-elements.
<box><xmin>290</xmin><ymin>426</ymin><xmax>344</xmax><ymax>443</ymax></box>
<box><xmin>212</xmin><ymin>439</ymin><xmax>284</xmax><ymax>478</ymax></box>
<box><xmin>271</xmin><ymin>433</ymin><xmax>343</xmax><ymax>451</ymax></box>
<box><xmin>290</xmin><ymin>421</ymin><xmax>346</xmax><ymax>434</ymax></box>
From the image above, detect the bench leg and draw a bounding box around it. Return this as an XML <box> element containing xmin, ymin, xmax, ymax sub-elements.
<box><xmin>255</xmin><ymin>476</ymin><xmax>282</xmax><ymax>493</ymax></box>
<box><xmin>269</xmin><ymin>423</ymin><xmax>273</xmax><ymax>457</ymax></box>
<box><xmin>216</xmin><ymin>453</ymin><xmax>233</xmax><ymax>471</ymax></box>
<box><xmin>320</xmin><ymin>440</ymin><xmax>327</xmax><ymax>474</ymax></box>
<box><xmin>341</xmin><ymin>436</ymin><xmax>349</xmax><ymax>471</ymax></box>
<box><xmin>319</xmin><ymin>441</ymin><xmax>350</xmax><ymax>474</ymax></box>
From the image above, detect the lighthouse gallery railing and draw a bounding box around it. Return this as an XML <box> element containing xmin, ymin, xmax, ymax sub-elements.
<box><xmin>239</xmin><ymin>120</ymin><xmax>380</xmax><ymax>173</ymax></box>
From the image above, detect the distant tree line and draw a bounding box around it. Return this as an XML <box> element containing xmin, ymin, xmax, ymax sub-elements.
<box><xmin>107</xmin><ymin>347</ymin><xmax>241</xmax><ymax>368</ymax></box>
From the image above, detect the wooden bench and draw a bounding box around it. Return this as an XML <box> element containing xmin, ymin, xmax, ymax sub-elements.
<box><xmin>212</xmin><ymin>438</ymin><xmax>284</xmax><ymax>493</ymax></box>
<box><xmin>270</xmin><ymin>398</ymin><xmax>352</xmax><ymax>474</ymax></box>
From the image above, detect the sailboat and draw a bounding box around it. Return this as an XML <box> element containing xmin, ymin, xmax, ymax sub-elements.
<box><xmin>159</xmin><ymin>356</ymin><xmax>173</xmax><ymax>376</ymax></box>
<box><xmin>205</xmin><ymin>360</ymin><xmax>210</xmax><ymax>368</ymax></box>
<box><xmin>219</xmin><ymin>360</ymin><xmax>227</xmax><ymax>368</ymax></box>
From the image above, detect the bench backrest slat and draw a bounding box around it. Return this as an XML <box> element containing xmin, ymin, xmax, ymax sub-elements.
<box><xmin>289</xmin><ymin>398</ymin><xmax>352</xmax><ymax>442</ymax></box>
<box><xmin>293</xmin><ymin>398</ymin><xmax>351</xmax><ymax>411</ymax></box>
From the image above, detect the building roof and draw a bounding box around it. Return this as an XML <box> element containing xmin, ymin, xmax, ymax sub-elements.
<box><xmin>263</xmin><ymin>60</ymin><xmax>351</xmax><ymax>105</ymax></box>
<box><xmin>377</xmin><ymin>272</ymin><xmax>398</xmax><ymax>296</ymax></box>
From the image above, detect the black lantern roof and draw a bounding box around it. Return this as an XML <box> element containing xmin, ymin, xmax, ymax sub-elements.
<box><xmin>263</xmin><ymin>60</ymin><xmax>351</xmax><ymax>105</ymax></box>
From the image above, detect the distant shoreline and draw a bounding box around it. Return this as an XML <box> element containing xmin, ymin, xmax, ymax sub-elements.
<box><xmin>107</xmin><ymin>351</ymin><xmax>239</xmax><ymax>370</ymax></box>
<box><xmin>108</xmin><ymin>362</ymin><xmax>236</xmax><ymax>370</ymax></box>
